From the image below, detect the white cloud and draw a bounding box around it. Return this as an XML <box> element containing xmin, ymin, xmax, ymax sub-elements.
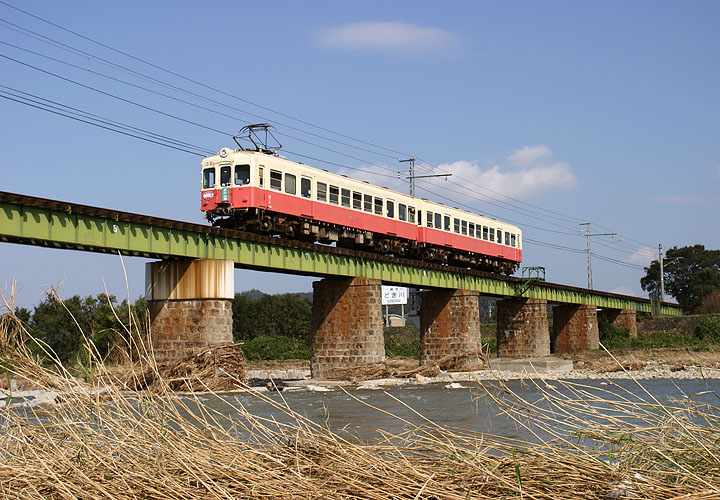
<box><xmin>316</xmin><ymin>22</ymin><xmax>457</xmax><ymax>53</ymax></box>
<box><xmin>506</xmin><ymin>145</ymin><xmax>552</xmax><ymax>168</ymax></box>
<box><xmin>627</xmin><ymin>246</ymin><xmax>655</xmax><ymax>266</ymax></box>
<box><xmin>337</xmin><ymin>145</ymin><xmax>577</xmax><ymax>202</ymax></box>
<box><xmin>426</xmin><ymin>146</ymin><xmax>577</xmax><ymax>200</ymax></box>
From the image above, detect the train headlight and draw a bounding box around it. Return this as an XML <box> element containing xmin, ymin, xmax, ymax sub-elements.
<box><xmin>219</xmin><ymin>148</ymin><xmax>230</xmax><ymax>158</ymax></box>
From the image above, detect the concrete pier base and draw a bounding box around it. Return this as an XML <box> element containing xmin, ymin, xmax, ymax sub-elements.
<box><xmin>552</xmin><ymin>304</ymin><xmax>599</xmax><ymax>353</ymax></box>
<box><xmin>419</xmin><ymin>289</ymin><xmax>483</xmax><ymax>368</ymax></box>
<box><xmin>146</xmin><ymin>259</ymin><xmax>234</xmax><ymax>362</ymax></box>
<box><xmin>496</xmin><ymin>298</ymin><xmax>550</xmax><ymax>358</ymax></box>
<box><xmin>310</xmin><ymin>277</ymin><xmax>384</xmax><ymax>379</ymax></box>
<box><xmin>599</xmin><ymin>308</ymin><xmax>638</xmax><ymax>337</ymax></box>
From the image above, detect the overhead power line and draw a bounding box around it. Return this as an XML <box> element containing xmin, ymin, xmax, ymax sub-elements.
<box><xmin>0</xmin><ymin>7</ymin><xmax>598</xmax><ymax>228</ymax></box>
<box><xmin>0</xmin><ymin>12</ymin><xmax>406</xmax><ymax>163</ymax></box>
<box><xmin>0</xmin><ymin>2</ymin><xmax>660</xmax><ymax>272</ymax></box>
<box><xmin>0</xmin><ymin>9</ymin><xmax>645</xmax><ymax>247</ymax></box>
<box><xmin>0</xmin><ymin>89</ymin><xmax>208</xmax><ymax>156</ymax></box>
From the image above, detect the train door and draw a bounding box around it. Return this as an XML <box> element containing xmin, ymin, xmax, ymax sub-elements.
<box><xmin>299</xmin><ymin>176</ymin><xmax>313</xmax><ymax>218</ymax></box>
<box><xmin>219</xmin><ymin>164</ymin><xmax>231</xmax><ymax>203</ymax></box>
<box><xmin>257</xmin><ymin>164</ymin><xmax>268</xmax><ymax>209</ymax></box>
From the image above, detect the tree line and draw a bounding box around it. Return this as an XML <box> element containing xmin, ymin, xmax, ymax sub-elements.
<box><xmin>6</xmin><ymin>243</ymin><xmax>718</xmax><ymax>367</ymax></box>
<box><xmin>641</xmin><ymin>244</ymin><xmax>720</xmax><ymax>313</ymax></box>
<box><xmin>9</xmin><ymin>290</ymin><xmax>313</xmax><ymax>365</ymax></box>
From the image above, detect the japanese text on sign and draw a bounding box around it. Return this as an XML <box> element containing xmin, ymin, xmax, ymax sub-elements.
<box><xmin>381</xmin><ymin>286</ymin><xmax>408</xmax><ymax>305</ymax></box>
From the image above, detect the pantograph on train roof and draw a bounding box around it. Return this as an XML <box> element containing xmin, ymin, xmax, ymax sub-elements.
<box><xmin>233</xmin><ymin>123</ymin><xmax>282</xmax><ymax>155</ymax></box>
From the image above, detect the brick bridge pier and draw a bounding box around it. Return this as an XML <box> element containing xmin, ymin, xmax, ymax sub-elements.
<box><xmin>145</xmin><ymin>260</ymin><xmax>638</xmax><ymax>376</ymax></box>
<box><xmin>146</xmin><ymin>259</ymin><xmax>234</xmax><ymax>362</ymax></box>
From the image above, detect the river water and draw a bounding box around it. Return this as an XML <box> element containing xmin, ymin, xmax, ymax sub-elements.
<box><xmin>192</xmin><ymin>378</ymin><xmax>720</xmax><ymax>443</ymax></box>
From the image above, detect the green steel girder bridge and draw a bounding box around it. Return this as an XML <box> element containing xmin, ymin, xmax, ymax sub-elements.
<box><xmin>0</xmin><ymin>191</ymin><xmax>682</xmax><ymax>316</ymax></box>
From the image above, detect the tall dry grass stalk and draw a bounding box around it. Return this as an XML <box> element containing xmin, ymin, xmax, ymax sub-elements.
<box><xmin>1</xmin><ymin>304</ymin><xmax>720</xmax><ymax>499</ymax></box>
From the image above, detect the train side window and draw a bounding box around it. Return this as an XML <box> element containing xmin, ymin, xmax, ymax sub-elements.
<box><xmin>444</xmin><ymin>215</ymin><xmax>451</xmax><ymax>232</ymax></box>
<box><xmin>427</xmin><ymin>211</ymin><xmax>433</xmax><ymax>228</ymax></box>
<box><xmin>505</xmin><ymin>232</ymin><xmax>510</xmax><ymax>246</ymax></box>
<box><xmin>202</xmin><ymin>168</ymin><xmax>215</xmax><ymax>189</ymax></box>
<box><xmin>409</xmin><ymin>207</ymin><xmax>416</xmax><ymax>224</ymax></box>
<box><xmin>482</xmin><ymin>226</ymin><xmax>488</xmax><ymax>240</ymax></box>
<box><xmin>353</xmin><ymin>192</ymin><xmax>362</xmax><ymax>210</ymax></box>
<box><xmin>258</xmin><ymin>166</ymin><xmax>264</xmax><ymax>188</ymax></box>
<box><xmin>220</xmin><ymin>166</ymin><xmax>231</xmax><ymax>186</ymax></box>
<box><xmin>398</xmin><ymin>204</ymin><xmax>407</xmax><ymax>221</ymax></box>
<box><xmin>364</xmin><ymin>194</ymin><xmax>372</xmax><ymax>212</ymax></box>
<box><xmin>285</xmin><ymin>173</ymin><xmax>296</xmax><ymax>195</ymax></box>
<box><xmin>374</xmin><ymin>197</ymin><xmax>383</xmax><ymax>215</ymax></box>
<box><xmin>270</xmin><ymin>170</ymin><xmax>282</xmax><ymax>191</ymax></box>
<box><xmin>461</xmin><ymin>220</ymin><xmax>468</xmax><ymax>235</ymax></box>
<box><xmin>341</xmin><ymin>189</ymin><xmax>351</xmax><ymax>208</ymax></box>
<box><xmin>497</xmin><ymin>229</ymin><xmax>502</xmax><ymax>244</ymax></box>
<box><xmin>489</xmin><ymin>228</ymin><xmax>494</xmax><ymax>241</ymax></box>
<box><xmin>386</xmin><ymin>200</ymin><xmax>395</xmax><ymax>218</ymax></box>
<box><xmin>453</xmin><ymin>218</ymin><xmax>460</xmax><ymax>234</ymax></box>
<box><xmin>436</xmin><ymin>213</ymin><xmax>442</xmax><ymax>230</ymax></box>
<box><xmin>329</xmin><ymin>185</ymin><xmax>339</xmax><ymax>205</ymax></box>
<box><xmin>301</xmin><ymin>177</ymin><xmax>311</xmax><ymax>198</ymax></box>
<box><xmin>468</xmin><ymin>222</ymin><xmax>474</xmax><ymax>237</ymax></box>
<box><xmin>317</xmin><ymin>182</ymin><xmax>327</xmax><ymax>202</ymax></box>
<box><xmin>234</xmin><ymin>164</ymin><xmax>250</xmax><ymax>185</ymax></box>
<box><xmin>511</xmin><ymin>234</ymin><xmax>516</xmax><ymax>247</ymax></box>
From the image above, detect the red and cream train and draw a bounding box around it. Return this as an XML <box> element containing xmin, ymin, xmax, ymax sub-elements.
<box><xmin>200</xmin><ymin>143</ymin><xmax>522</xmax><ymax>274</ymax></box>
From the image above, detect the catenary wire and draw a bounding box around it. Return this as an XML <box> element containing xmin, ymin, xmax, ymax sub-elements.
<box><xmin>0</xmin><ymin>5</ymin><xmax>658</xmax><ymax>268</ymax></box>
<box><xmin>0</xmin><ymin>38</ymin><xmax>401</xmax><ymax>176</ymax></box>
<box><xmin>0</xmin><ymin>91</ymin><xmax>207</xmax><ymax>156</ymax></box>
<box><xmin>0</xmin><ymin>4</ymin><xmax>658</xmax><ymax>250</ymax></box>
<box><xmin>0</xmin><ymin>15</ymin><xmax>404</xmax><ymax>164</ymax></box>
<box><xmin>0</xmin><ymin>11</ymin><xmax>641</xmax><ymax>240</ymax></box>
<box><xmin>0</xmin><ymin>84</ymin><xmax>214</xmax><ymax>154</ymax></box>
<box><xmin>0</xmin><ymin>86</ymin><xmax>642</xmax><ymax>269</ymax></box>
<box><xmin>0</xmin><ymin>10</ymin><xmax>609</xmax><ymax>228</ymax></box>
<box><xmin>0</xmin><ymin>0</ymin><xmax>413</xmax><ymax>158</ymax></box>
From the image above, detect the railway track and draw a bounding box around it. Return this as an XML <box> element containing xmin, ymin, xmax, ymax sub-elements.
<box><xmin>0</xmin><ymin>190</ymin><xmax>671</xmax><ymax>307</ymax></box>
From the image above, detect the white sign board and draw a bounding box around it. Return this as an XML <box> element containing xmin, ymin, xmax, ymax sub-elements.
<box><xmin>381</xmin><ymin>286</ymin><xmax>408</xmax><ymax>305</ymax></box>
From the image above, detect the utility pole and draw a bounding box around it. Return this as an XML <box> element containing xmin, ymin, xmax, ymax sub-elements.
<box><xmin>399</xmin><ymin>158</ymin><xmax>416</xmax><ymax>197</ymax></box>
<box><xmin>659</xmin><ymin>243</ymin><xmax>665</xmax><ymax>303</ymax></box>
<box><xmin>580</xmin><ymin>222</ymin><xmax>617</xmax><ymax>290</ymax></box>
<box><xmin>399</xmin><ymin>158</ymin><xmax>451</xmax><ymax>197</ymax></box>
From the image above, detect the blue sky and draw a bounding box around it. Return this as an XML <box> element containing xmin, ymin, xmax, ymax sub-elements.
<box><xmin>1</xmin><ymin>0</ymin><xmax>718</xmax><ymax>309</ymax></box>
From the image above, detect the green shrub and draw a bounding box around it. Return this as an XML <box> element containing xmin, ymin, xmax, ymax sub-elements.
<box><xmin>484</xmin><ymin>338</ymin><xmax>497</xmax><ymax>355</ymax></box>
<box><xmin>598</xmin><ymin>315</ymin><xmax>633</xmax><ymax>350</ymax></box>
<box><xmin>241</xmin><ymin>335</ymin><xmax>311</xmax><ymax>361</ymax></box>
<box><xmin>693</xmin><ymin>315</ymin><xmax>720</xmax><ymax>341</ymax></box>
<box><xmin>385</xmin><ymin>338</ymin><xmax>419</xmax><ymax>358</ymax></box>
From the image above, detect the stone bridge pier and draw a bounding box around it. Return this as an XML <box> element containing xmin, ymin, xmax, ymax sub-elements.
<box><xmin>598</xmin><ymin>308</ymin><xmax>638</xmax><ymax>337</ymax></box>
<box><xmin>146</xmin><ymin>259</ymin><xmax>234</xmax><ymax>362</ymax></box>
<box><xmin>310</xmin><ymin>277</ymin><xmax>385</xmax><ymax>379</ymax></box>
<box><xmin>496</xmin><ymin>298</ymin><xmax>550</xmax><ymax>358</ymax></box>
<box><xmin>551</xmin><ymin>304</ymin><xmax>599</xmax><ymax>354</ymax></box>
<box><xmin>419</xmin><ymin>289</ymin><xmax>483</xmax><ymax>369</ymax></box>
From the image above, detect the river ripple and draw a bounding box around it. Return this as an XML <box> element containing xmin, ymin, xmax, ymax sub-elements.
<box><xmin>193</xmin><ymin>378</ymin><xmax>720</xmax><ymax>443</ymax></box>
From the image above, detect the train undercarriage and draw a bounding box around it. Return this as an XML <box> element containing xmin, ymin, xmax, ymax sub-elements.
<box><xmin>208</xmin><ymin>206</ymin><xmax>519</xmax><ymax>275</ymax></box>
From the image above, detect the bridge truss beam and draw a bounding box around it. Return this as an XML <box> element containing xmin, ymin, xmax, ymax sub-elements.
<box><xmin>0</xmin><ymin>192</ymin><xmax>682</xmax><ymax>316</ymax></box>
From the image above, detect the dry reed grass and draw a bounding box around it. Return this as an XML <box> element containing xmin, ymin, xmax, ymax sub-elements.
<box><xmin>1</xmin><ymin>304</ymin><xmax>720</xmax><ymax>499</ymax></box>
